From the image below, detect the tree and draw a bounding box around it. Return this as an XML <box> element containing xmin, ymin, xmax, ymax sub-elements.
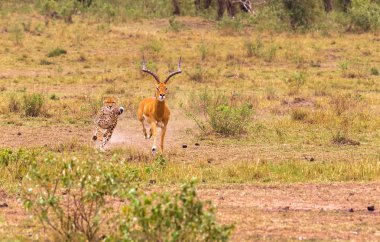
<box><xmin>323</xmin><ymin>0</ymin><xmax>333</xmax><ymax>12</ymax></box>
<box><xmin>173</xmin><ymin>0</ymin><xmax>180</xmax><ymax>15</ymax></box>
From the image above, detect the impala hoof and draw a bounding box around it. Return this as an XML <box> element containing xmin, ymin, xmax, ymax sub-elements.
<box><xmin>151</xmin><ymin>146</ymin><xmax>157</xmax><ymax>155</ymax></box>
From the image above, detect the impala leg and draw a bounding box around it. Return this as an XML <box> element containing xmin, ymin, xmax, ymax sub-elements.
<box><xmin>140</xmin><ymin>120</ymin><xmax>148</xmax><ymax>139</ymax></box>
<box><xmin>160</xmin><ymin>125</ymin><xmax>167</xmax><ymax>153</ymax></box>
<box><xmin>150</xmin><ymin>122</ymin><xmax>157</xmax><ymax>155</ymax></box>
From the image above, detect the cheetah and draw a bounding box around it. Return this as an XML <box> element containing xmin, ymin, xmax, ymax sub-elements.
<box><xmin>92</xmin><ymin>97</ymin><xmax>124</xmax><ymax>150</ymax></box>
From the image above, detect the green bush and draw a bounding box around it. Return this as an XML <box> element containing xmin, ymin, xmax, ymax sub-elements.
<box><xmin>349</xmin><ymin>0</ymin><xmax>380</xmax><ymax>32</ymax></box>
<box><xmin>113</xmin><ymin>179</ymin><xmax>233</xmax><ymax>242</ymax></box>
<box><xmin>22</xmin><ymin>156</ymin><xmax>133</xmax><ymax>241</ymax></box>
<box><xmin>208</xmin><ymin>104</ymin><xmax>252</xmax><ymax>136</ymax></box>
<box><xmin>47</xmin><ymin>48</ymin><xmax>67</xmax><ymax>57</ymax></box>
<box><xmin>0</xmin><ymin>149</ymin><xmax>37</xmax><ymax>181</ymax></box>
<box><xmin>282</xmin><ymin>0</ymin><xmax>322</xmax><ymax>29</ymax></box>
<box><xmin>23</xmin><ymin>93</ymin><xmax>45</xmax><ymax>117</ymax></box>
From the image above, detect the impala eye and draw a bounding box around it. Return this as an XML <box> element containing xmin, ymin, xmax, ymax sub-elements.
<box><xmin>165</xmin><ymin>88</ymin><xmax>168</xmax><ymax>90</ymax></box>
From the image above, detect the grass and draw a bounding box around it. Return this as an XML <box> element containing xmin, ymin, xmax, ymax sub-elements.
<box><xmin>1</xmin><ymin>8</ymin><xmax>380</xmax><ymax>242</ymax></box>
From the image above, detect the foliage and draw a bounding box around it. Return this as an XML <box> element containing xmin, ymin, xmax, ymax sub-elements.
<box><xmin>7</xmin><ymin>95</ymin><xmax>21</xmax><ymax>113</ymax></box>
<box><xmin>283</xmin><ymin>72</ymin><xmax>307</xmax><ymax>95</ymax></box>
<box><xmin>47</xmin><ymin>48</ymin><xmax>67</xmax><ymax>58</ymax></box>
<box><xmin>281</xmin><ymin>0</ymin><xmax>322</xmax><ymax>29</ymax></box>
<box><xmin>22</xmin><ymin>155</ymin><xmax>133</xmax><ymax>241</ymax></box>
<box><xmin>23</xmin><ymin>93</ymin><xmax>45</xmax><ymax>117</ymax></box>
<box><xmin>187</xmin><ymin>91</ymin><xmax>253</xmax><ymax>136</ymax></box>
<box><xmin>0</xmin><ymin>149</ymin><xmax>37</xmax><ymax>181</ymax></box>
<box><xmin>349</xmin><ymin>0</ymin><xmax>380</xmax><ymax>32</ymax></box>
<box><xmin>112</xmin><ymin>179</ymin><xmax>233</xmax><ymax>242</ymax></box>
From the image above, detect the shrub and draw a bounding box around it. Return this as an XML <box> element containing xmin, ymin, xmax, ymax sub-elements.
<box><xmin>113</xmin><ymin>179</ymin><xmax>233</xmax><ymax>241</ymax></box>
<box><xmin>23</xmin><ymin>93</ymin><xmax>45</xmax><ymax>117</ymax></box>
<box><xmin>47</xmin><ymin>48</ymin><xmax>67</xmax><ymax>57</ymax></box>
<box><xmin>186</xmin><ymin>91</ymin><xmax>253</xmax><ymax>136</ymax></box>
<box><xmin>349</xmin><ymin>0</ymin><xmax>380</xmax><ymax>32</ymax></box>
<box><xmin>283</xmin><ymin>72</ymin><xmax>307</xmax><ymax>95</ymax></box>
<box><xmin>169</xmin><ymin>16</ymin><xmax>183</xmax><ymax>32</ymax></box>
<box><xmin>22</xmin><ymin>156</ymin><xmax>133</xmax><ymax>241</ymax></box>
<box><xmin>8</xmin><ymin>95</ymin><xmax>21</xmax><ymax>113</ymax></box>
<box><xmin>370</xmin><ymin>67</ymin><xmax>379</xmax><ymax>76</ymax></box>
<box><xmin>0</xmin><ymin>149</ymin><xmax>37</xmax><ymax>181</ymax></box>
<box><xmin>208</xmin><ymin>104</ymin><xmax>252</xmax><ymax>136</ymax></box>
<box><xmin>282</xmin><ymin>0</ymin><xmax>322</xmax><ymax>29</ymax></box>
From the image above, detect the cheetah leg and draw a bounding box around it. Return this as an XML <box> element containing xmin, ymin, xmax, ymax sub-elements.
<box><xmin>92</xmin><ymin>126</ymin><xmax>101</xmax><ymax>141</ymax></box>
<box><xmin>100</xmin><ymin>127</ymin><xmax>114</xmax><ymax>150</ymax></box>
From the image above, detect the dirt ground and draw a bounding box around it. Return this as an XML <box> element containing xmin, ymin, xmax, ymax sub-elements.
<box><xmin>1</xmin><ymin>183</ymin><xmax>380</xmax><ymax>241</ymax></box>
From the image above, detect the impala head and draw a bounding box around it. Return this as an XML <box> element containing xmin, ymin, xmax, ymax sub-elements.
<box><xmin>142</xmin><ymin>56</ymin><xmax>182</xmax><ymax>102</ymax></box>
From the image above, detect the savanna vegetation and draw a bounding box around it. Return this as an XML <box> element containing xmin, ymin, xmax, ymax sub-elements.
<box><xmin>1</xmin><ymin>0</ymin><xmax>380</xmax><ymax>241</ymax></box>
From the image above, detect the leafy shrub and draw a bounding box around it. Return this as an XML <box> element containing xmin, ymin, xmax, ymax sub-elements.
<box><xmin>47</xmin><ymin>48</ymin><xmax>67</xmax><ymax>57</ymax></box>
<box><xmin>187</xmin><ymin>91</ymin><xmax>253</xmax><ymax>136</ymax></box>
<box><xmin>349</xmin><ymin>0</ymin><xmax>380</xmax><ymax>32</ymax></box>
<box><xmin>22</xmin><ymin>156</ymin><xmax>133</xmax><ymax>241</ymax></box>
<box><xmin>370</xmin><ymin>67</ymin><xmax>379</xmax><ymax>76</ymax></box>
<box><xmin>23</xmin><ymin>93</ymin><xmax>45</xmax><ymax>117</ymax></box>
<box><xmin>113</xmin><ymin>180</ymin><xmax>233</xmax><ymax>241</ymax></box>
<box><xmin>0</xmin><ymin>149</ymin><xmax>37</xmax><ymax>181</ymax></box>
<box><xmin>208</xmin><ymin>104</ymin><xmax>252</xmax><ymax>136</ymax></box>
<box><xmin>282</xmin><ymin>0</ymin><xmax>322</xmax><ymax>29</ymax></box>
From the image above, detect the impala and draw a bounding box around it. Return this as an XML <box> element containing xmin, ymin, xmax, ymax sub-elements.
<box><xmin>137</xmin><ymin>57</ymin><xmax>182</xmax><ymax>154</ymax></box>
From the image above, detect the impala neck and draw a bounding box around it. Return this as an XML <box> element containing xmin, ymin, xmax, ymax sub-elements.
<box><xmin>155</xmin><ymin>99</ymin><xmax>166</xmax><ymax>118</ymax></box>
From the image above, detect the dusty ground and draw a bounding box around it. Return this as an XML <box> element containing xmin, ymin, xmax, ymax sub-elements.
<box><xmin>1</xmin><ymin>183</ymin><xmax>380</xmax><ymax>241</ymax></box>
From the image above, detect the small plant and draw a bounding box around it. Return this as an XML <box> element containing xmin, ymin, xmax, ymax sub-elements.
<box><xmin>218</xmin><ymin>17</ymin><xmax>243</xmax><ymax>36</ymax></box>
<box><xmin>338</xmin><ymin>60</ymin><xmax>349</xmax><ymax>76</ymax></box>
<box><xmin>283</xmin><ymin>72</ymin><xmax>307</xmax><ymax>95</ymax></box>
<box><xmin>199</xmin><ymin>42</ymin><xmax>209</xmax><ymax>61</ymax></box>
<box><xmin>50</xmin><ymin>93</ymin><xmax>59</xmax><ymax>100</ymax></box>
<box><xmin>113</xmin><ymin>179</ymin><xmax>233</xmax><ymax>241</ymax></box>
<box><xmin>245</xmin><ymin>38</ymin><xmax>263</xmax><ymax>58</ymax></box>
<box><xmin>47</xmin><ymin>48</ymin><xmax>67</xmax><ymax>58</ymax></box>
<box><xmin>187</xmin><ymin>64</ymin><xmax>209</xmax><ymax>83</ymax></box>
<box><xmin>8</xmin><ymin>95</ymin><xmax>21</xmax><ymax>113</ymax></box>
<box><xmin>264</xmin><ymin>45</ymin><xmax>277</xmax><ymax>62</ymax></box>
<box><xmin>11</xmin><ymin>24</ymin><xmax>24</xmax><ymax>45</ymax></box>
<box><xmin>291</xmin><ymin>108</ymin><xmax>308</xmax><ymax>121</ymax></box>
<box><xmin>370</xmin><ymin>67</ymin><xmax>379</xmax><ymax>76</ymax></box>
<box><xmin>23</xmin><ymin>93</ymin><xmax>44</xmax><ymax>117</ymax></box>
<box><xmin>40</xmin><ymin>59</ymin><xmax>54</xmax><ymax>65</ymax></box>
<box><xmin>169</xmin><ymin>16</ymin><xmax>182</xmax><ymax>32</ymax></box>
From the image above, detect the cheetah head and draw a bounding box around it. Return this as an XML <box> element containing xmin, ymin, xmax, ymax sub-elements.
<box><xmin>103</xmin><ymin>97</ymin><xmax>117</xmax><ymax>109</ymax></box>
